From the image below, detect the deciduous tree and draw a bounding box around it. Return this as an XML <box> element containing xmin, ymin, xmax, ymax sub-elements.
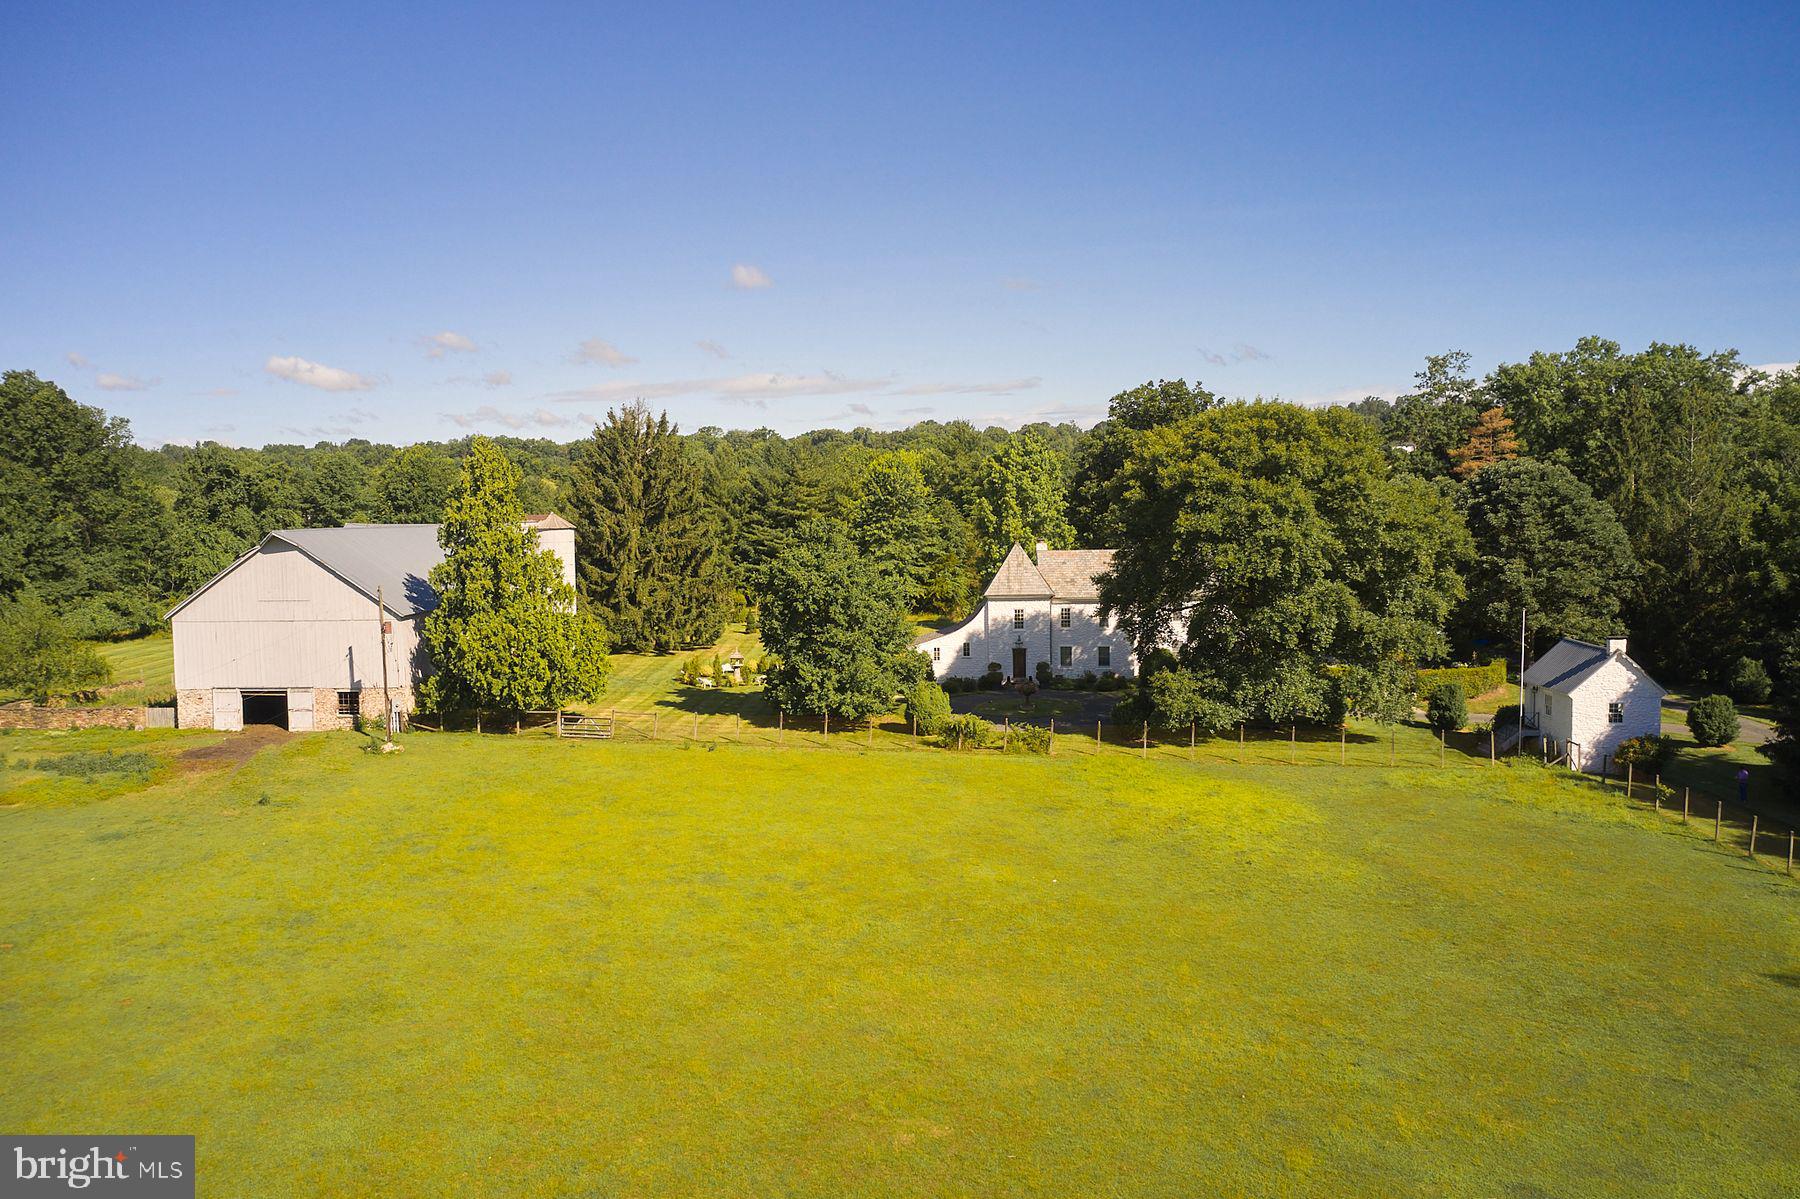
<box><xmin>969</xmin><ymin>431</ymin><xmax>1074</xmax><ymax>571</ymax></box>
<box><xmin>420</xmin><ymin>439</ymin><xmax>609</xmax><ymax>714</ymax></box>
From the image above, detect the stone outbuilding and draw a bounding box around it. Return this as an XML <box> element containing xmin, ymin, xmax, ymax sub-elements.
<box><xmin>1521</xmin><ymin>635</ymin><xmax>1667</xmax><ymax>771</ymax></box>
<box><xmin>168</xmin><ymin>515</ymin><xmax>576</xmax><ymax>731</ymax></box>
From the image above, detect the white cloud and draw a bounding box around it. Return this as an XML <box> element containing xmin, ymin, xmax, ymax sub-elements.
<box><xmin>444</xmin><ymin>405</ymin><xmax>592</xmax><ymax>430</ymax></box>
<box><xmin>730</xmin><ymin>263</ymin><xmax>773</xmax><ymax>290</ymax></box>
<box><xmin>696</xmin><ymin>339</ymin><xmax>731</xmax><ymax>359</ymax></box>
<box><xmin>571</xmin><ymin>337</ymin><xmax>637</xmax><ymax>366</ymax></box>
<box><xmin>265</xmin><ymin>355</ymin><xmax>376</xmax><ymax>392</ymax></box>
<box><xmin>890</xmin><ymin>377</ymin><xmax>1041</xmax><ymax>397</ymax></box>
<box><xmin>1743</xmin><ymin>361</ymin><xmax>1798</xmax><ymax>379</ymax></box>
<box><xmin>66</xmin><ymin>351</ymin><xmax>89</xmax><ymax>368</ymax></box>
<box><xmin>482</xmin><ymin>369</ymin><xmax>513</xmax><ymax>388</ymax></box>
<box><xmin>96</xmin><ymin>372</ymin><xmax>154</xmax><ymax>391</ymax></box>
<box><xmin>420</xmin><ymin>331</ymin><xmax>478</xmax><ymax>358</ymax></box>
<box><xmin>1290</xmin><ymin>386</ymin><xmax>1402</xmax><ymax>408</ymax></box>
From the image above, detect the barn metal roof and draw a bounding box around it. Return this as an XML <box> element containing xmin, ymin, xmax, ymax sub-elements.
<box><xmin>271</xmin><ymin>524</ymin><xmax>447</xmax><ymax>617</ymax></box>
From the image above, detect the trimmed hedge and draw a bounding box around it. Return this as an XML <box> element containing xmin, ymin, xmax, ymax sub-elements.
<box><xmin>1416</xmin><ymin>660</ymin><xmax>1505</xmax><ymax>700</ymax></box>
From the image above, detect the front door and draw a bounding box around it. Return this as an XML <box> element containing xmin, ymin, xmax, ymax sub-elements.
<box><xmin>1012</xmin><ymin>647</ymin><xmax>1027</xmax><ymax>680</ymax></box>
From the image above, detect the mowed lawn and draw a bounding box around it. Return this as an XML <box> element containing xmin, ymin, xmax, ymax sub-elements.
<box><xmin>3</xmin><ymin>731</ymin><xmax>1797</xmax><ymax>1197</ymax></box>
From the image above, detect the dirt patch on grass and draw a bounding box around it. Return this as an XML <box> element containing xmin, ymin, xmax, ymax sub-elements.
<box><xmin>176</xmin><ymin>726</ymin><xmax>288</xmax><ymax>768</ymax></box>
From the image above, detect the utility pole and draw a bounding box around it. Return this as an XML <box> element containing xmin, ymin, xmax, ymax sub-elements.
<box><xmin>1516</xmin><ymin>604</ymin><xmax>1527</xmax><ymax>741</ymax></box>
<box><xmin>375</xmin><ymin>585</ymin><xmax>396</xmax><ymax>751</ymax></box>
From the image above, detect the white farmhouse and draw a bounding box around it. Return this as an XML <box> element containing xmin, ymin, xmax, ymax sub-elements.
<box><xmin>1521</xmin><ymin>635</ymin><xmax>1666</xmax><ymax>771</ymax></box>
<box><xmin>918</xmin><ymin>541</ymin><xmax>1142</xmax><ymax>681</ymax></box>
<box><xmin>168</xmin><ymin>514</ymin><xmax>576</xmax><ymax>731</ymax></box>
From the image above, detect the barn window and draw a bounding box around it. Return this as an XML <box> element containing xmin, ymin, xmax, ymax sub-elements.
<box><xmin>1608</xmin><ymin>701</ymin><xmax>1624</xmax><ymax>724</ymax></box>
<box><xmin>1060</xmin><ymin>607</ymin><xmax>1071</xmax><ymax>628</ymax></box>
<box><xmin>337</xmin><ymin>691</ymin><xmax>358</xmax><ymax>717</ymax></box>
<box><xmin>961</xmin><ymin>643</ymin><xmax>970</xmax><ymax>657</ymax></box>
<box><xmin>1097</xmin><ymin>645</ymin><xmax>1111</xmax><ymax>667</ymax></box>
<box><xmin>932</xmin><ymin>646</ymin><xmax>941</xmax><ymax>661</ymax></box>
<box><xmin>1013</xmin><ymin>608</ymin><xmax>1025</xmax><ymax>628</ymax></box>
<box><xmin>1545</xmin><ymin>695</ymin><xmax>1553</xmax><ymax>715</ymax></box>
<box><xmin>1060</xmin><ymin>646</ymin><xmax>1072</xmax><ymax>668</ymax></box>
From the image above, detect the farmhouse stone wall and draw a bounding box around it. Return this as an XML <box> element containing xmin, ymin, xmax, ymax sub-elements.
<box><xmin>0</xmin><ymin>705</ymin><xmax>148</xmax><ymax>731</ymax></box>
<box><xmin>920</xmin><ymin>599</ymin><xmax>1138</xmax><ymax>681</ymax></box>
<box><xmin>176</xmin><ymin>689</ymin><xmax>213</xmax><ymax>730</ymax></box>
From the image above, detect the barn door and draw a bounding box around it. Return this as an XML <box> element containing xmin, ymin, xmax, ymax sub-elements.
<box><xmin>213</xmin><ymin>688</ymin><xmax>243</xmax><ymax>731</ymax></box>
<box><xmin>287</xmin><ymin>688</ymin><xmax>315</xmax><ymax>732</ymax></box>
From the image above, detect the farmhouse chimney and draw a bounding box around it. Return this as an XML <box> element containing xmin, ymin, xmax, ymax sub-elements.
<box><xmin>1606</xmin><ymin>635</ymin><xmax>1628</xmax><ymax>656</ymax></box>
<box><xmin>1035</xmin><ymin>540</ymin><xmax>1049</xmax><ymax>563</ymax></box>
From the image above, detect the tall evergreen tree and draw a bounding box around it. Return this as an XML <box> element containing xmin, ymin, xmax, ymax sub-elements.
<box><xmin>1449</xmin><ymin>406</ymin><xmax>1521</xmax><ymax>477</ymax></box>
<box><xmin>420</xmin><ymin>438</ymin><xmax>609</xmax><ymax>714</ymax></box>
<box><xmin>968</xmin><ymin>431</ymin><xmax>1075</xmax><ymax>570</ymax></box>
<box><xmin>567</xmin><ymin>402</ymin><xmax>727</xmax><ymax>652</ymax></box>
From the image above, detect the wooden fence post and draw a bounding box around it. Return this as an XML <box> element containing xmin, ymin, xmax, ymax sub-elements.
<box><xmin>1049</xmin><ymin>717</ymin><xmax>1055</xmax><ymax>755</ymax></box>
<box><xmin>1489</xmin><ymin>728</ymin><xmax>1495</xmax><ymax>764</ymax></box>
<box><xmin>777</xmin><ymin>710</ymin><xmax>784</xmax><ymax>745</ymax></box>
<box><xmin>1788</xmin><ymin>830</ymin><xmax>1795</xmax><ymax>877</ymax></box>
<box><xmin>823</xmin><ymin>713</ymin><xmax>829</xmax><ymax>740</ymax></box>
<box><xmin>1289</xmin><ymin>724</ymin><xmax>1296</xmax><ymax>765</ymax></box>
<box><xmin>868</xmin><ymin>718</ymin><xmax>874</xmax><ymax>747</ymax></box>
<box><xmin>1142</xmin><ymin>721</ymin><xmax>1149</xmax><ymax>760</ymax></box>
<box><xmin>556</xmin><ymin>710</ymin><xmax>563</xmax><ymax>738</ymax></box>
<box><xmin>1238</xmin><ymin>723</ymin><xmax>1244</xmax><ymax>765</ymax></box>
<box><xmin>1389</xmin><ymin>729</ymin><xmax>1395</xmax><ymax>767</ymax></box>
<box><xmin>911</xmin><ymin>713</ymin><xmax>917</xmax><ymax>739</ymax></box>
<box><xmin>1748</xmin><ymin>815</ymin><xmax>1758</xmax><ymax>859</ymax></box>
<box><xmin>694</xmin><ymin>711</ymin><xmax>700</xmax><ymax>740</ymax></box>
<box><xmin>1096</xmin><ymin>719</ymin><xmax>1101</xmax><ymax>747</ymax></box>
<box><xmin>1190</xmin><ymin>721</ymin><xmax>1196</xmax><ymax>761</ymax></box>
<box><xmin>1715</xmin><ymin>801</ymin><xmax>1723</xmax><ymax>843</ymax></box>
<box><xmin>1004</xmin><ymin>717</ymin><xmax>1011</xmax><ymax>751</ymax></box>
<box><xmin>1682</xmin><ymin>786</ymin><xmax>1689</xmax><ymax>823</ymax></box>
<box><xmin>1340</xmin><ymin>724</ymin><xmax>1346</xmax><ymax>766</ymax></box>
<box><xmin>1626</xmin><ymin>763</ymin><xmax>1634</xmax><ymax>799</ymax></box>
<box><xmin>1439</xmin><ymin>729</ymin><xmax>1445</xmax><ymax>768</ymax></box>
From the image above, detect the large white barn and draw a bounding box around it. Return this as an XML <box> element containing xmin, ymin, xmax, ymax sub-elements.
<box><xmin>168</xmin><ymin>515</ymin><xmax>576</xmax><ymax>731</ymax></box>
<box><xmin>1521</xmin><ymin>635</ymin><xmax>1666</xmax><ymax>771</ymax></box>
<box><xmin>918</xmin><ymin>541</ymin><xmax>1143</xmax><ymax>681</ymax></box>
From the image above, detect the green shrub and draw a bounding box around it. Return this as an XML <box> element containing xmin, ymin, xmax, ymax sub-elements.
<box><xmin>1095</xmin><ymin>671</ymin><xmax>1124</xmax><ymax>693</ymax></box>
<box><xmin>1416</xmin><ymin>659</ymin><xmax>1506</xmax><ymax>700</ymax></box>
<box><xmin>905</xmin><ymin>680</ymin><xmax>953</xmax><ymax>735</ymax></box>
<box><xmin>1034</xmin><ymin>661</ymin><xmax>1054</xmax><ymax>687</ymax></box>
<box><xmin>1003</xmin><ymin>722</ymin><xmax>1052</xmax><ymax>754</ymax></box>
<box><xmin>1728</xmin><ymin>657</ymin><xmax>1772</xmax><ymax>704</ymax></box>
<box><xmin>979</xmin><ymin>665</ymin><xmax>1004</xmax><ymax>690</ymax></box>
<box><xmin>934</xmin><ymin>713</ymin><xmax>995</xmax><ymax>749</ymax></box>
<box><xmin>1615</xmin><ymin>734</ymin><xmax>1674</xmax><ymax>770</ymax></box>
<box><xmin>1078</xmin><ymin>671</ymin><xmax>1098</xmax><ymax>690</ymax></box>
<box><xmin>1687</xmin><ymin>694</ymin><xmax>1739</xmax><ymax>747</ymax></box>
<box><xmin>1425</xmin><ymin>682</ymin><xmax>1467</xmax><ymax>734</ymax></box>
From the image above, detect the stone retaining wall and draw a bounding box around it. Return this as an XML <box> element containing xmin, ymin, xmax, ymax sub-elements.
<box><xmin>0</xmin><ymin>705</ymin><xmax>149</xmax><ymax>731</ymax></box>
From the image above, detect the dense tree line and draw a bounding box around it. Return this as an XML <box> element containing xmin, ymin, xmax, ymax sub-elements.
<box><xmin>3</xmin><ymin>342</ymin><xmax>1797</xmax><ymax>765</ymax></box>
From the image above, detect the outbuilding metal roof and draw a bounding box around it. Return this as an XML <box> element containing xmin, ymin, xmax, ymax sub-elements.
<box><xmin>271</xmin><ymin>524</ymin><xmax>447</xmax><ymax>617</ymax></box>
<box><xmin>1522</xmin><ymin>636</ymin><xmax>1665</xmax><ymax>695</ymax></box>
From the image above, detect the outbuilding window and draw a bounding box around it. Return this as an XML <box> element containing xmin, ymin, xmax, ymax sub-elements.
<box><xmin>1545</xmin><ymin>695</ymin><xmax>1553</xmax><ymax>715</ymax></box>
<box><xmin>932</xmin><ymin>646</ymin><xmax>941</xmax><ymax>661</ymax></box>
<box><xmin>1060</xmin><ymin>607</ymin><xmax>1071</xmax><ymax>628</ymax></box>
<box><xmin>336</xmin><ymin>691</ymin><xmax>358</xmax><ymax>718</ymax></box>
<box><xmin>1608</xmin><ymin>701</ymin><xmax>1624</xmax><ymax>724</ymax></box>
<box><xmin>961</xmin><ymin>643</ymin><xmax>970</xmax><ymax>657</ymax></box>
<box><xmin>1060</xmin><ymin>646</ymin><xmax>1072</xmax><ymax>668</ymax></box>
<box><xmin>1013</xmin><ymin>608</ymin><xmax>1025</xmax><ymax>628</ymax></box>
<box><xmin>1097</xmin><ymin>646</ymin><xmax>1111</xmax><ymax>668</ymax></box>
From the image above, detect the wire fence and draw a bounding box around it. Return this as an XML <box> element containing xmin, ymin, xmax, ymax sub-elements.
<box><xmin>409</xmin><ymin>707</ymin><xmax>1797</xmax><ymax>881</ymax></box>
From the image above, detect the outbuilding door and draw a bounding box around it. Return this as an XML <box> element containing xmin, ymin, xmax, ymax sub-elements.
<box><xmin>213</xmin><ymin>688</ymin><xmax>243</xmax><ymax>731</ymax></box>
<box><xmin>1012</xmin><ymin>647</ymin><xmax>1027</xmax><ymax>679</ymax></box>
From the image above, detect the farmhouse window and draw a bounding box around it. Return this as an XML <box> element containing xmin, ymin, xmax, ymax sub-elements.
<box><xmin>1060</xmin><ymin>607</ymin><xmax>1071</xmax><ymax>628</ymax></box>
<box><xmin>1608</xmin><ymin>701</ymin><xmax>1624</xmax><ymax>724</ymax></box>
<box><xmin>961</xmin><ymin>643</ymin><xmax>970</xmax><ymax>657</ymax></box>
<box><xmin>1060</xmin><ymin>646</ymin><xmax>1072</xmax><ymax>668</ymax></box>
<box><xmin>336</xmin><ymin>691</ymin><xmax>358</xmax><ymax>717</ymax></box>
<box><xmin>1013</xmin><ymin>609</ymin><xmax>1025</xmax><ymax>628</ymax></box>
<box><xmin>932</xmin><ymin>646</ymin><xmax>941</xmax><ymax>661</ymax></box>
<box><xmin>1097</xmin><ymin>645</ymin><xmax>1111</xmax><ymax>668</ymax></box>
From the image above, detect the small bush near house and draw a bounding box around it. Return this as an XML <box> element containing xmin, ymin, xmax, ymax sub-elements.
<box><xmin>1003</xmin><ymin>722</ymin><xmax>1052</xmax><ymax>754</ymax></box>
<box><xmin>904</xmin><ymin>680</ymin><xmax>953</xmax><ymax>735</ymax></box>
<box><xmin>1687</xmin><ymin>694</ymin><xmax>1739</xmax><ymax>747</ymax></box>
<box><xmin>934</xmin><ymin>713</ymin><xmax>995</xmax><ymax>749</ymax></box>
<box><xmin>1035</xmin><ymin>661</ymin><xmax>1054</xmax><ymax>687</ymax></box>
<box><xmin>1615</xmin><ymin>734</ymin><xmax>1674</xmax><ymax>770</ymax></box>
<box><xmin>1728</xmin><ymin>656</ymin><xmax>1772</xmax><ymax>704</ymax></box>
<box><xmin>1425</xmin><ymin>682</ymin><xmax>1467</xmax><ymax>734</ymax></box>
<box><xmin>1095</xmin><ymin>672</ymin><xmax>1124</xmax><ymax>692</ymax></box>
<box><xmin>980</xmin><ymin>665</ymin><xmax>1004</xmax><ymax>690</ymax></box>
<box><xmin>1078</xmin><ymin>671</ymin><xmax>1098</xmax><ymax>691</ymax></box>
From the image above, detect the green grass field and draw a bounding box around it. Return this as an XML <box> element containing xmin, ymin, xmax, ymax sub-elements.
<box><xmin>3</xmin><ymin>725</ymin><xmax>1796</xmax><ymax>1197</ymax></box>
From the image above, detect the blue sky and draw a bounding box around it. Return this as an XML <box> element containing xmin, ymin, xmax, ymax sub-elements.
<box><xmin>3</xmin><ymin>1</ymin><xmax>1795</xmax><ymax>447</ymax></box>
